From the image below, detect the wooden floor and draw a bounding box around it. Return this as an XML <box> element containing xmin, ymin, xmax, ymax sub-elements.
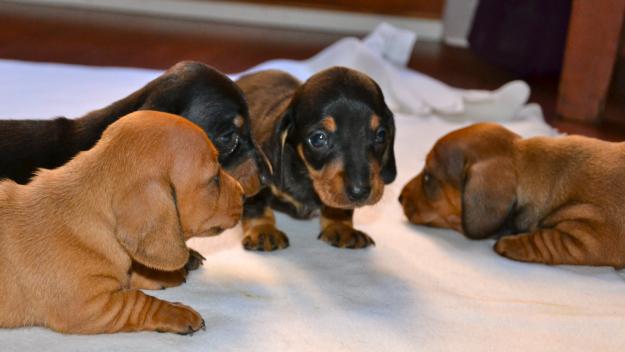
<box><xmin>1</xmin><ymin>2</ymin><xmax>625</xmax><ymax>140</ymax></box>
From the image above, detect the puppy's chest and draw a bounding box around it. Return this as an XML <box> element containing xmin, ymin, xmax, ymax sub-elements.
<box><xmin>268</xmin><ymin>183</ymin><xmax>320</xmax><ymax>219</ymax></box>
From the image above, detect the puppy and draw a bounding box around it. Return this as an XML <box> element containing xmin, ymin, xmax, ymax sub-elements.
<box><xmin>399</xmin><ymin>122</ymin><xmax>625</xmax><ymax>267</ymax></box>
<box><xmin>0</xmin><ymin>61</ymin><xmax>268</xmax><ymax>285</ymax></box>
<box><xmin>0</xmin><ymin>61</ymin><xmax>269</xmax><ymax>196</ymax></box>
<box><xmin>236</xmin><ymin>67</ymin><xmax>396</xmax><ymax>251</ymax></box>
<box><xmin>0</xmin><ymin>111</ymin><xmax>243</xmax><ymax>334</ymax></box>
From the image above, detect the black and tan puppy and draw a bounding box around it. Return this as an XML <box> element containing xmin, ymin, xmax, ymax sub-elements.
<box><xmin>399</xmin><ymin>123</ymin><xmax>625</xmax><ymax>268</ymax></box>
<box><xmin>0</xmin><ymin>61</ymin><xmax>268</xmax><ymax>287</ymax></box>
<box><xmin>0</xmin><ymin>61</ymin><xmax>269</xmax><ymax>196</ymax></box>
<box><xmin>236</xmin><ymin>67</ymin><xmax>396</xmax><ymax>251</ymax></box>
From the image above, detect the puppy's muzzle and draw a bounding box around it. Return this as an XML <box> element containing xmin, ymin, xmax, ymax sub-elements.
<box><xmin>346</xmin><ymin>183</ymin><xmax>371</xmax><ymax>202</ymax></box>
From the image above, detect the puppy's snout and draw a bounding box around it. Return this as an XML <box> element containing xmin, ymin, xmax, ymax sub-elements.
<box><xmin>346</xmin><ymin>184</ymin><xmax>371</xmax><ymax>202</ymax></box>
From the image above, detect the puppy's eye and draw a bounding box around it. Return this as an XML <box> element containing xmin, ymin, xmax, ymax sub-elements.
<box><xmin>423</xmin><ymin>171</ymin><xmax>431</xmax><ymax>184</ymax></box>
<box><xmin>217</xmin><ymin>131</ymin><xmax>240</xmax><ymax>154</ymax></box>
<box><xmin>374</xmin><ymin>127</ymin><xmax>386</xmax><ymax>144</ymax></box>
<box><xmin>308</xmin><ymin>131</ymin><xmax>329</xmax><ymax>149</ymax></box>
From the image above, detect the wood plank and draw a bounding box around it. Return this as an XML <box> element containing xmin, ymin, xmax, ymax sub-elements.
<box><xmin>557</xmin><ymin>0</ymin><xmax>625</xmax><ymax>122</ymax></box>
<box><xmin>220</xmin><ymin>0</ymin><xmax>445</xmax><ymax>19</ymax></box>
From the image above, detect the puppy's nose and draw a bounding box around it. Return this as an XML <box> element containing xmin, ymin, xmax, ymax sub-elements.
<box><xmin>346</xmin><ymin>184</ymin><xmax>371</xmax><ymax>202</ymax></box>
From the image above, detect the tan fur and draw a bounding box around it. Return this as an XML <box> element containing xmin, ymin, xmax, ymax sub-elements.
<box><xmin>318</xmin><ymin>206</ymin><xmax>374</xmax><ymax>249</ymax></box>
<box><xmin>370</xmin><ymin>114</ymin><xmax>380</xmax><ymax>130</ymax></box>
<box><xmin>0</xmin><ymin>111</ymin><xmax>244</xmax><ymax>334</ymax></box>
<box><xmin>241</xmin><ymin>208</ymin><xmax>289</xmax><ymax>251</ymax></box>
<box><xmin>321</xmin><ymin>116</ymin><xmax>337</xmax><ymax>132</ymax></box>
<box><xmin>233</xmin><ymin>115</ymin><xmax>244</xmax><ymax>128</ymax></box>
<box><xmin>400</xmin><ymin>123</ymin><xmax>625</xmax><ymax>267</ymax></box>
<box><xmin>297</xmin><ymin>145</ymin><xmax>384</xmax><ymax>209</ymax></box>
<box><xmin>236</xmin><ymin>70</ymin><xmax>299</xmax><ymax>148</ymax></box>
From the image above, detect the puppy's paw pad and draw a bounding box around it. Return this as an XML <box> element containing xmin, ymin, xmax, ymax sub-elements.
<box><xmin>185</xmin><ymin>248</ymin><xmax>206</xmax><ymax>272</ymax></box>
<box><xmin>242</xmin><ymin>224</ymin><xmax>290</xmax><ymax>251</ymax></box>
<box><xmin>318</xmin><ymin>223</ymin><xmax>375</xmax><ymax>249</ymax></box>
<box><xmin>156</xmin><ymin>302</ymin><xmax>204</xmax><ymax>334</ymax></box>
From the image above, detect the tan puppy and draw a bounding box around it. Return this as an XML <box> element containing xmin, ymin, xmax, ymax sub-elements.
<box><xmin>0</xmin><ymin>111</ymin><xmax>243</xmax><ymax>334</ymax></box>
<box><xmin>399</xmin><ymin>122</ymin><xmax>625</xmax><ymax>268</ymax></box>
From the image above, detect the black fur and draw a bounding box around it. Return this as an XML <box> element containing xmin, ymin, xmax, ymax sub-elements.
<box><xmin>0</xmin><ymin>61</ymin><xmax>269</xmax><ymax>187</ymax></box>
<box><xmin>238</xmin><ymin>67</ymin><xmax>396</xmax><ymax>221</ymax></box>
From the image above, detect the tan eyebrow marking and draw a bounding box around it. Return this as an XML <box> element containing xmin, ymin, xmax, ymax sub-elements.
<box><xmin>321</xmin><ymin>116</ymin><xmax>336</xmax><ymax>132</ymax></box>
<box><xmin>370</xmin><ymin>114</ymin><xmax>380</xmax><ymax>130</ymax></box>
<box><xmin>233</xmin><ymin>115</ymin><xmax>244</xmax><ymax>128</ymax></box>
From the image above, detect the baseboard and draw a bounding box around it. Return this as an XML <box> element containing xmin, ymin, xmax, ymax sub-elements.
<box><xmin>5</xmin><ymin>0</ymin><xmax>443</xmax><ymax>39</ymax></box>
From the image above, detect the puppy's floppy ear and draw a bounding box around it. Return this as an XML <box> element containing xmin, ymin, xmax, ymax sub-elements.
<box><xmin>114</xmin><ymin>180</ymin><xmax>189</xmax><ymax>271</ymax></box>
<box><xmin>271</xmin><ymin>105</ymin><xmax>295</xmax><ymax>188</ymax></box>
<box><xmin>381</xmin><ymin>106</ymin><xmax>397</xmax><ymax>184</ymax></box>
<box><xmin>462</xmin><ymin>157</ymin><xmax>517</xmax><ymax>239</ymax></box>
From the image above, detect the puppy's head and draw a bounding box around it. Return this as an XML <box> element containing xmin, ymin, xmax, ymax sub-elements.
<box><xmin>399</xmin><ymin>123</ymin><xmax>520</xmax><ymax>239</ymax></box>
<box><xmin>108</xmin><ymin>111</ymin><xmax>244</xmax><ymax>271</ymax></box>
<box><xmin>277</xmin><ymin>66</ymin><xmax>396</xmax><ymax>209</ymax></box>
<box><xmin>144</xmin><ymin>61</ymin><xmax>270</xmax><ymax>197</ymax></box>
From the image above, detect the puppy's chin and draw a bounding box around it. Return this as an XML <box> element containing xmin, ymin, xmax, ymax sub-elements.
<box><xmin>404</xmin><ymin>206</ymin><xmax>463</xmax><ymax>233</ymax></box>
<box><xmin>193</xmin><ymin>227</ymin><xmax>225</xmax><ymax>237</ymax></box>
<box><xmin>317</xmin><ymin>188</ymin><xmax>384</xmax><ymax>209</ymax></box>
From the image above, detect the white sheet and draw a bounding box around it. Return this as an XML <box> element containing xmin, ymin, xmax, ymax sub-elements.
<box><xmin>1</xmin><ymin>32</ymin><xmax>624</xmax><ymax>352</ymax></box>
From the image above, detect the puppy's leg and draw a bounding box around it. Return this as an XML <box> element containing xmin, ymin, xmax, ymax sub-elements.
<box><xmin>494</xmin><ymin>220</ymin><xmax>619</xmax><ymax>266</ymax></box>
<box><xmin>128</xmin><ymin>249</ymin><xmax>206</xmax><ymax>290</ymax></box>
<box><xmin>64</xmin><ymin>290</ymin><xmax>204</xmax><ymax>334</ymax></box>
<box><xmin>185</xmin><ymin>248</ymin><xmax>207</xmax><ymax>271</ymax></box>
<box><xmin>129</xmin><ymin>262</ymin><xmax>188</xmax><ymax>290</ymax></box>
<box><xmin>318</xmin><ymin>206</ymin><xmax>375</xmax><ymax>249</ymax></box>
<box><xmin>242</xmin><ymin>190</ymin><xmax>289</xmax><ymax>251</ymax></box>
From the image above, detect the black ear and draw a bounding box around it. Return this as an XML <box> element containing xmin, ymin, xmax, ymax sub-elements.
<box><xmin>461</xmin><ymin>157</ymin><xmax>517</xmax><ymax>239</ymax></box>
<box><xmin>381</xmin><ymin>106</ymin><xmax>397</xmax><ymax>184</ymax></box>
<box><xmin>271</xmin><ymin>105</ymin><xmax>295</xmax><ymax>188</ymax></box>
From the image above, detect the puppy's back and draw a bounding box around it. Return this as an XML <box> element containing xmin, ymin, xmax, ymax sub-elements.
<box><xmin>236</xmin><ymin>70</ymin><xmax>300</xmax><ymax>146</ymax></box>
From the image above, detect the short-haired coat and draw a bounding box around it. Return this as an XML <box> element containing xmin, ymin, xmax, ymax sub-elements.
<box><xmin>0</xmin><ymin>111</ymin><xmax>243</xmax><ymax>334</ymax></box>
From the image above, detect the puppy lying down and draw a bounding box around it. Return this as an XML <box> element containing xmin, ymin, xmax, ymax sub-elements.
<box><xmin>399</xmin><ymin>123</ymin><xmax>625</xmax><ymax>268</ymax></box>
<box><xmin>0</xmin><ymin>111</ymin><xmax>243</xmax><ymax>334</ymax></box>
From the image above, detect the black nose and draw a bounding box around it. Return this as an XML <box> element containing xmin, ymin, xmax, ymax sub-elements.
<box><xmin>398</xmin><ymin>194</ymin><xmax>404</xmax><ymax>203</ymax></box>
<box><xmin>346</xmin><ymin>184</ymin><xmax>371</xmax><ymax>202</ymax></box>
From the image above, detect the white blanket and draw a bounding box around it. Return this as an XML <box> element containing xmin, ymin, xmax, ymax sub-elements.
<box><xmin>1</xmin><ymin>29</ymin><xmax>624</xmax><ymax>352</ymax></box>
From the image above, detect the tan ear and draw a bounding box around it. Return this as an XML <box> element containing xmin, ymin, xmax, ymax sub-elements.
<box><xmin>461</xmin><ymin>157</ymin><xmax>517</xmax><ymax>239</ymax></box>
<box><xmin>114</xmin><ymin>180</ymin><xmax>189</xmax><ymax>271</ymax></box>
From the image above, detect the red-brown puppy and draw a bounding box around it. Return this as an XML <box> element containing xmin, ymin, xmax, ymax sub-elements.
<box><xmin>0</xmin><ymin>111</ymin><xmax>243</xmax><ymax>334</ymax></box>
<box><xmin>399</xmin><ymin>122</ymin><xmax>625</xmax><ymax>268</ymax></box>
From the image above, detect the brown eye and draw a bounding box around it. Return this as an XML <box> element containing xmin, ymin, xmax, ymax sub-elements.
<box><xmin>308</xmin><ymin>131</ymin><xmax>329</xmax><ymax>149</ymax></box>
<box><xmin>423</xmin><ymin>171</ymin><xmax>431</xmax><ymax>185</ymax></box>
<box><xmin>422</xmin><ymin>170</ymin><xmax>438</xmax><ymax>198</ymax></box>
<box><xmin>374</xmin><ymin>127</ymin><xmax>386</xmax><ymax>144</ymax></box>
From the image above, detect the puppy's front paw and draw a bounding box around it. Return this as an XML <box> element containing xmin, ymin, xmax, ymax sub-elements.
<box><xmin>242</xmin><ymin>224</ymin><xmax>290</xmax><ymax>251</ymax></box>
<box><xmin>185</xmin><ymin>248</ymin><xmax>206</xmax><ymax>271</ymax></box>
<box><xmin>155</xmin><ymin>302</ymin><xmax>205</xmax><ymax>335</ymax></box>
<box><xmin>318</xmin><ymin>223</ymin><xmax>375</xmax><ymax>249</ymax></box>
<box><xmin>494</xmin><ymin>236</ymin><xmax>530</xmax><ymax>262</ymax></box>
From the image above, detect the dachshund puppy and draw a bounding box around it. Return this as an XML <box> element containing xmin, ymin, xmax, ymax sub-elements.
<box><xmin>0</xmin><ymin>61</ymin><xmax>269</xmax><ymax>196</ymax></box>
<box><xmin>0</xmin><ymin>61</ymin><xmax>268</xmax><ymax>286</ymax></box>
<box><xmin>0</xmin><ymin>111</ymin><xmax>243</xmax><ymax>334</ymax></box>
<box><xmin>236</xmin><ymin>67</ymin><xmax>396</xmax><ymax>251</ymax></box>
<box><xmin>399</xmin><ymin>122</ymin><xmax>625</xmax><ymax>268</ymax></box>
